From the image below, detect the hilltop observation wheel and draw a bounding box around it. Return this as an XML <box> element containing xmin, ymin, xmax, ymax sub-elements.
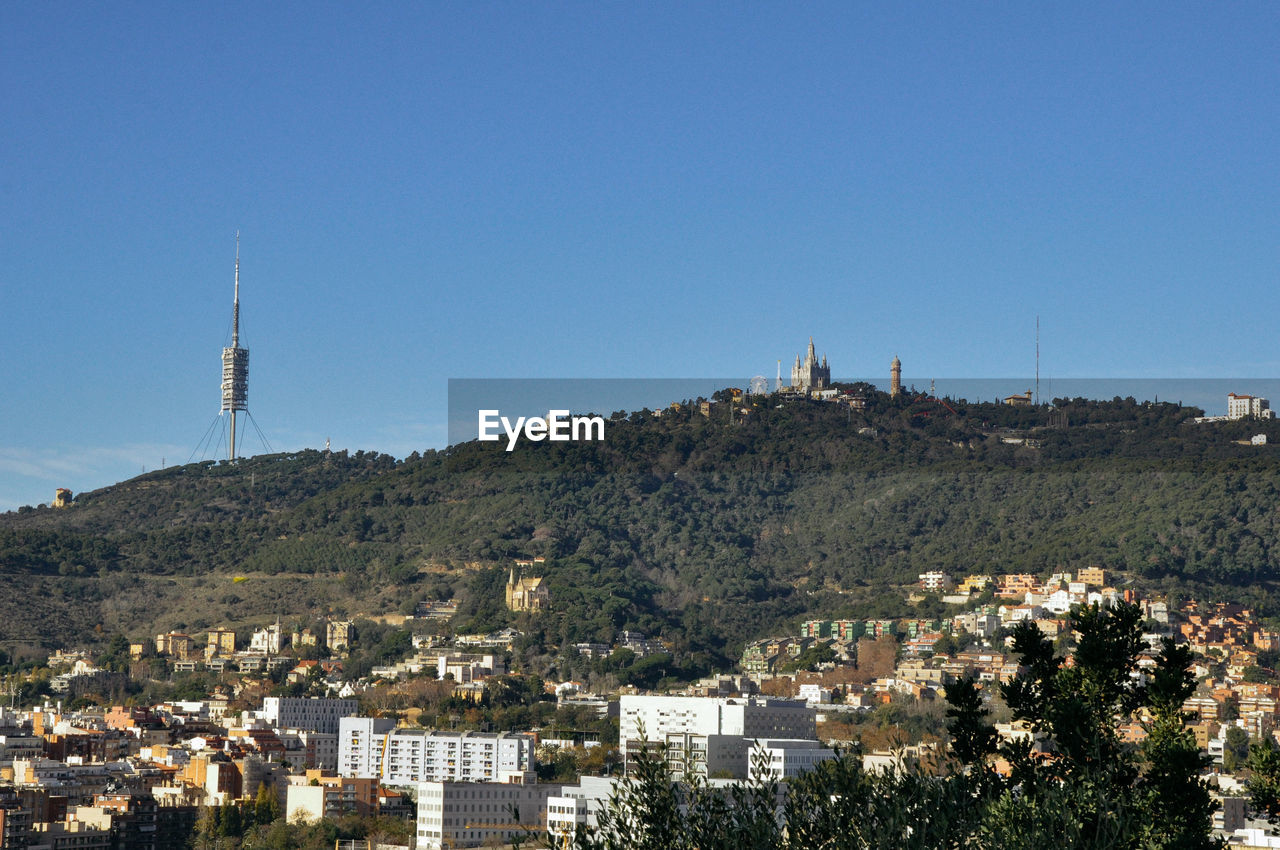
<box><xmin>749</xmin><ymin>375</ymin><xmax>769</xmax><ymax>396</ymax></box>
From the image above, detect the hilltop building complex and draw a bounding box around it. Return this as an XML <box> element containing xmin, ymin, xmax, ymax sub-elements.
<box><xmin>1227</xmin><ymin>393</ymin><xmax>1273</xmax><ymax>420</ymax></box>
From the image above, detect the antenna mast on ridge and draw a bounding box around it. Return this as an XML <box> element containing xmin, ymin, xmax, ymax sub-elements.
<box><xmin>1035</xmin><ymin>315</ymin><xmax>1040</xmax><ymax>406</ymax></box>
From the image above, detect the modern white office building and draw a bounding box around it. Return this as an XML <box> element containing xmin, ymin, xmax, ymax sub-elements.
<box><xmin>619</xmin><ymin>695</ymin><xmax>817</xmax><ymax>778</ymax></box>
<box><xmin>620</xmin><ymin>695</ymin><xmax>815</xmax><ymax>747</ymax></box>
<box><xmin>416</xmin><ymin>780</ymin><xmax>557</xmax><ymax>849</ymax></box>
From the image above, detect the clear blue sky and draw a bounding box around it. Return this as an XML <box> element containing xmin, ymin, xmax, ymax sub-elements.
<box><xmin>3</xmin><ymin>3</ymin><xmax>1278</xmax><ymax>510</ymax></box>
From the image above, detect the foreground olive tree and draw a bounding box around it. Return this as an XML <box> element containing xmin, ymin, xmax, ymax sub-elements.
<box><xmin>562</xmin><ymin>602</ymin><xmax>1217</xmax><ymax>850</ymax></box>
<box><xmin>977</xmin><ymin>603</ymin><xmax>1218</xmax><ymax>849</ymax></box>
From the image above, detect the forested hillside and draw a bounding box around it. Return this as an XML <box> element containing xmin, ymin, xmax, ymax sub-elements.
<box><xmin>4</xmin><ymin>388</ymin><xmax>1280</xmax><ymax>670</ymax></box>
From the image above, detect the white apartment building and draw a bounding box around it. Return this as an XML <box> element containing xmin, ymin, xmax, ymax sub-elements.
<box><xmin>658</xmin><ymin>732</ymin><xmax>754</xmax><ymax>779</ymax></box>
<box><xmin>416</xmin><ymin>780</ymin><xmax>557</xmax><ymax>850</ymax></box>
<box><xmin>339</xmin><ymin>717</ymin><xmax>534</xmax><ymax>785</ymax></box>
<box><xmin>259</xmin><ymin>697</ymin><xmax>358</xmax><ymax>735</ymax></box>
<box><xmin>918</xmin><ymin>571</ymin><xmax>954</xmax><ymax>592</ymax></box>
<box><xmin>338</xmin><ymin>717</ymin><xmax>396</xmax><ymax>777</ymax></box>
<box><xmin>1042</xmin><ymin>589</ymin><xmax>1079</xmax><ymax>615</ymax></box>
<box><xmin>621</xmin><ymin>695</ymin><xmax>815</xmax><ymax>745</ymax></box>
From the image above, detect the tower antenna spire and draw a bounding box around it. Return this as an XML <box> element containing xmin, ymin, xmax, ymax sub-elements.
<box><xmin>232</xmin><ymin>231</ymin><xmax>241</xmax><ymax>348</ymax></box>
<box><xmin>221</xmin><ymin>233</ymin><xmax>250</xmax><ymax>460</ymax></box>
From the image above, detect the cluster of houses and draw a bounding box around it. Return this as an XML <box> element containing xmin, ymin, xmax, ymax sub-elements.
<box><xmin>738</xmin><ymin>570</ymin><xmax>1280</xmax><ymax>759</ymax></box>
<box><xmin>150</xmin><ymin>618</ymin><xmax>353</xmax><ymax>676</ymax></box>
<box><xmin>741</xmin><ymin>567</ymin><xmax>1141</xmax><ymax>676</ymax></box>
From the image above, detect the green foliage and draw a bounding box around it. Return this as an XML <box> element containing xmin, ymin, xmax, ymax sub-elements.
<box><xmin>976</xmin><ymin>774</ymin><xmax>1149</xmax><ymax>850</ymax></box>
<box><xmin>1002</xmin><ymin>602</ymin><xmax>1145</xmax><ymax>781</ymax></box>
<box><xmin>1142</xmin><ymin>639</ymin><xmax>1217</xmax><ymax>849</ymax></box>
<box><xmin>342</xmin><ymin>620</ymin><xmax>412</xmax><ymax>679</ymax></box>
<box><xmin>1243</xmin><ymin>665</ymin><xmax>1272</xmax><ymax>683</ymax></box>
<box><xmin>255</xmin><ymin>783</ymin><xmax>281</xmax><ymax>825</ymax></box>
<box><xmin>779</xmin><ymin>643</ymin><xmax>836</xmax><ymax>672</ymax></box>
<box><xmin>785</xmin><ymin>753</ymin><xmax>991</xmax><ymax>849</ymax></box>
<box><xmin>1222</xmin><ymin>726</ymin><xmax>1250</xmax><ymax>773</ymax></box>
<box><xmin>217</xmin><ymin>801</ymin><xmax>241</xmax><ymax>837</ymax></box>
<box><xmin>487</xmin><ymin>674</ymin><xmax>549</xmax><ymax>708</ymax></box>
<box><xmin>169</xmin><ymin>672</ymin><xmax>217</xmax><ymax>702</ymax></box>
<box><xmin>95</xmin><ymin>633</ymin><xmax>131</xmax><ymax>672</ymax></box>
<box><xmin>1249</xmin><ymin>736</ymin><xmax>1280</xmax><ymax>822</ymax></box>
<box><xmin>993</xmin><ymin>605</ymin><xmax>1218</xmax><ymax>850</ymax></box>
<box><xmin>943</xmin><ymin>676</ymin><xmax>997</xmax><ymax>765</ymax></box>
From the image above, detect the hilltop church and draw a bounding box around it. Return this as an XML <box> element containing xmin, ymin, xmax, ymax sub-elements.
<box><xmin>790</xmin><ymin>337</ymin><xmax>831</xmax><ymax>390</ymax></box>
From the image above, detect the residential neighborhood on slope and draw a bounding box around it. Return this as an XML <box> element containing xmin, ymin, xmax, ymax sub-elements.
<box><xmin>7</xmin><ymin>555</ymin><xmax>1280</xmax><ymax>848</ymax></box>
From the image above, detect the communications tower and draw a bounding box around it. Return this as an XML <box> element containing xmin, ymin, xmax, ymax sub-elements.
<box><xmin>220</xmin><ymin>235</ymin><xmax>249</xmax><ymax>459</ymax></box>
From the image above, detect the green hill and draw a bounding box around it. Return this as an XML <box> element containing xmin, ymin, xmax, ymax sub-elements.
<box><xmin>4</xmin><ymin>388</ymin><xmax>1280</xmax><ymax>672</ymax></box>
